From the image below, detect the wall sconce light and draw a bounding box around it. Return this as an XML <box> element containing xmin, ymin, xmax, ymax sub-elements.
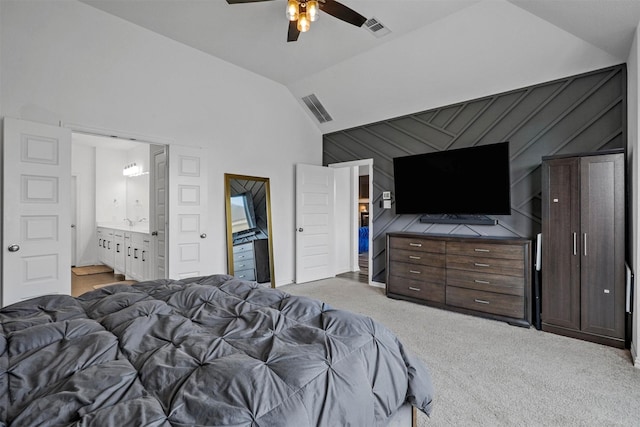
<box><xmin>123</xmin><ymin>162</ymin><xmax>142</xmax><ymax>177</ymax></box>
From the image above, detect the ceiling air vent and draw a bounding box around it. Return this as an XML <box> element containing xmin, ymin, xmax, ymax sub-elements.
<box><xmin>364</xmin><ymin>17</ymin><xmax>391</xmax><ymax>38</ymax></box>
<box><xmin>302</xmin><ymin>94</ymin><xmax>333</xmax><ymax>123</ymax></box>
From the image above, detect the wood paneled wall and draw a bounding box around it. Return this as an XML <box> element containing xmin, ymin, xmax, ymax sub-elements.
<box><xmin>323</xmin><ymin>65</ymin><xmax>626</xmax><ymax>283</ymax></box>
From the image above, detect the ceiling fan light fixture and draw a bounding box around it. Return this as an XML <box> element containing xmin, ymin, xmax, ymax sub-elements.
<box><xmin>307</xmin><ymin>1</ymin><xmax>319</xmax><ymax>22</ymax></box>
<box><xmin>297</xmin><ymin>7</ymin><xmax>311</xmax><ymax>32</ymax></box>
<box><xmin>286</xmin><ymin>0</ymin><xmax>298</xmax><ymax>21</ymax></box>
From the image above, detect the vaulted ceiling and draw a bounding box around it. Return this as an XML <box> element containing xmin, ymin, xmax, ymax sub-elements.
<box><xmin>81</xmin><ymin>0</ymin><xmax>640</xmax><ymax>132</ymax></box>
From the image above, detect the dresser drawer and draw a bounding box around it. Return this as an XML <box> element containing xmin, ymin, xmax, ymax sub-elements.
<box><xmin>234</xmin><ymin>250</ymin><xmax>255</xmax><ymax>264</ymax></box>
<box><xmin>234</xmin><ymin>258</ymin><xmax>255</xmax><ymax>272</ymax></box>
<box><xmin>446</xmin><ymin>254</ymin><xmax>524</xmax><ymax>277</ymax></box>
<box><xmin>388</xmin><ymin>261</ymin><xmax>445</xmax><ymax>284</ymax></box>
<box><xmin>387</xmin><ymin>275</ymin><xmax>445</xmax><ymax>303</ymax></box>
<box><xmin>447</xmin><ymin>241</ymin><xmax>524</xmax><ymax>260</ymax></box>
<box><xmin>389</xmin><ymin>249</ymin><xmax>445</xmax><ymax>268</ymax></box>
<box><xmin>234</xmin><ymin>268</ymin><xmax>256</xmax><ymax>281</ymax></box>
<box><xmin>446</xmin><ymin>269</ymin><xmax>524</xmax><ymax>296</ymax></box>
<box><xmin>446</xmin><ymin>286</ymin><xmax>524</xmax><ymax>318</ymax></box>
<box><xmin>389</xmin><ymin>237</ymin><xmax>445</xmax><ymax>254</ymax></box>
<box><xmin>233</xmin><ymin>242</ymin><xmax>254</xmax><ymax>255</ymax></box>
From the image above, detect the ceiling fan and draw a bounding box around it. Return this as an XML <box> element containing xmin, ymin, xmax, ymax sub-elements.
<box><xmin>226</xmin><ymin>0</ymin><xmax>367</xmax><ymax>42</ymax></box>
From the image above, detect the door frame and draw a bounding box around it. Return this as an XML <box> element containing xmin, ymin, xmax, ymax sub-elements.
<box><xmin>71</xmin><ymin>174</ymin><xmax>78</xmax><ymax>267</ymax></box>
<box><xmin>329</xmin><ymin>159</ymin><xmax>373</xmax><ymax>284</ymax></box>
<box><xmin>65</xmin><ymin>122</ymin><xmax>171</xmax><ymax>277</ymax></box>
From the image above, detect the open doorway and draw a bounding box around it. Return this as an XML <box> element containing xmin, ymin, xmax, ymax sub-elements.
<box><xmin>329</xmin><ymin>159</ymin><xmax>373</xmax><ymax>284</ymax></box>
<box><xmin>71</xmin><ymin>132</ymin><xmax>167</xmax><ymax>295</ymax></box>
<box><xmin>358</xmin><ymin>173</ymin><xmax>369</xmax><ymax>282</ymax></box>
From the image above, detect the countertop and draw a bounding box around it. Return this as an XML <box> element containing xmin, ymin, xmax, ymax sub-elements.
<box><xmin>97</xmin><ymin>222</ymin><xmax>150</xmax><ymax>234</ymax></box>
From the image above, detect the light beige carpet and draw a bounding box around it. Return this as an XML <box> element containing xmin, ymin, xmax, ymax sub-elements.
<box><xmin>282</xmin><ymin>277</ymin><xmax>640</xmax><ymax>427</ymax></box>
<box><xmin>71</xmin><ymin>265</ymin><xmax>113</xmax><ymax>276</ymax></box>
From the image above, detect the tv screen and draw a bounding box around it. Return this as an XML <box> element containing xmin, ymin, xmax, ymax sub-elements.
<box><xmin>230</xmin><ymin>192</ymin><xmax>257</xmax><ymax>234</ymax></box>
<box><xmin>392</xmin><ymin>142</ymin><xmax>511</xmax><ymax>215</ymax></box>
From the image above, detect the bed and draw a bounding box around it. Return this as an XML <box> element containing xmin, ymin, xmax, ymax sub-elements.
<box><xmin>0</xmin><ymin>274</ymin><xmax>434</xmax><ymax>426</ymax></box>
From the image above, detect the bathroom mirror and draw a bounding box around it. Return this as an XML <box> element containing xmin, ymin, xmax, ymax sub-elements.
<box><xmin>224</xmin><ymin>174</ymin><xmax>275</xmax><ymax>288</ymax></box>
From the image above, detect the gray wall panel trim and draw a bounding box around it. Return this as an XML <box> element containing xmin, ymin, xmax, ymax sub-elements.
<box><xmin>324</xmin><ymin>64</ymin><xmax>626</xmax><ymax>284</ymax></box>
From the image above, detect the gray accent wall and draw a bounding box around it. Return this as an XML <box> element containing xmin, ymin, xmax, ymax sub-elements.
<box><xmin>323</xmin><ymin>64</ymin><xmax>627</xmax><ymax>283</ymax></box>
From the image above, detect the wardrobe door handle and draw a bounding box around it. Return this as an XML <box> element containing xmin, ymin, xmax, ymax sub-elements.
<box><xmin>573</xmin><ymin>232</ymin><xmax>577</xmax><ymax>256</ymax></box>
<box><xmin>583</xmin><ymin>233</ymin><xmax>587</xmax><ymax>256</ymax></box>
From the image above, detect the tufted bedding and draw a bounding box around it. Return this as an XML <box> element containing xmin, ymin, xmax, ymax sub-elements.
<box><xmin>0</xmin><ymin>274</ymin><xmax>434</xmax><ymax>426</ymax></box>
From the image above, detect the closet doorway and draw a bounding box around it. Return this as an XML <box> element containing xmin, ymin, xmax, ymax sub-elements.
<box><xmin>330</xmin><ymin>159</ymin><xmax>372</xmax><ymax>284</ymax></box>
<box><xmin>71</xmin><ymin>133</ymin><xmax>167</xmax><ymax>283</ymax></box>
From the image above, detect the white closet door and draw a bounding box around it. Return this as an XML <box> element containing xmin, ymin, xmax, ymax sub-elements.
<box><xmin>2</xmin><ymin>117</ymin><xmax>71</xmax><ymax>306</ymax></box>
<box><xmin>168</xmin><ymin>145</ymin><xmax>208</xmax><ymax>279</ymax></box>
<box><xmin>150</xmin><ymin>145</ymin><xmax>167</xmax><ymax>279</ymax></box>
<box><xmin>295</xmin><ymin>163</ymin><xmax>335</xmax><ymax>284</ymax></box>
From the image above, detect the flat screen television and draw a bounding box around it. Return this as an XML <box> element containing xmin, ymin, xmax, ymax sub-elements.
<box><xmin>392</xmin><ymin>142</ymin><xmax>511</xmax><ymax>216</ymax></box>
<box><xmin>230</xmin><ymin>192</ymin><xmax>257</xmax><ymax>234</ymax></box>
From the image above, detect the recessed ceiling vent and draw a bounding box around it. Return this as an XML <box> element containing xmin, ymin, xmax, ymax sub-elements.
<box><xmin>364</xmin><ymin>17</ymin><xmax>391</xmax><ymax>38</ymax></box>
<box><xmin>302</xmin><ymin>94</ymin><xmax>333</xmax><ymax>123</ymax></box>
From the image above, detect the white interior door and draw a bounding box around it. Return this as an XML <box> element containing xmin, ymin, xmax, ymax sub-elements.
<box><xmin>150</xmin><ymin>145</ymin><xmax>167</xmax><ymax>279</ymax></box>
<box><xmin>2</xmin><ymin>117</ymin><xmax>71</xmax><ymax>307</ymax></box>
<box><xmin>295</xmin><ymin>163</ymin><xmax>334</xmax><ymax>284</ymax></box>
<box><xmin>168</xmin><ymin>145</ymin><xmax>208</xmax><ymax>279</ymax></box>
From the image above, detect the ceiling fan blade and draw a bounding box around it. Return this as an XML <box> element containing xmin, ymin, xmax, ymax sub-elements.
<box><xmin>287</xmin><ymin>20</ymin><xmax>300</xmax><ymax>42</ymax></box>
<box><xmin>226</xmin><ymin>0</ymin><xmax>274</xmax><ymax>4</ymax></box>
<box><xmin>319</xmin><ymin>0</ymin><xmax>367</xmax><ymax>27</ymax></box>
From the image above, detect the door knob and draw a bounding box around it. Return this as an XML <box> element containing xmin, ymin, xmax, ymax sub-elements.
<box><xmin>298</xmin><ymin>228</ymin><xmax>303</xmax><ymax>232</ymax></box>
<box><xmin>8</xmin><ymin>244</ymin><xmax>20</xmax><ymax>252</ymax></box>
<box><xmin>151</xmin><ymin>231</ymin><xmax>158</xmax><ymax>236</ymax></box>
<box><xmin>200</xmin><ymin>233</ymin><xmax>207</xmax><ymax>238</ymax></box>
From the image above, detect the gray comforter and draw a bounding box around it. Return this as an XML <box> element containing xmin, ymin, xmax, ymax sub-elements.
<box><xmin>0</xmin><ymin>275</ymin><xmax>434</xmax><ymax>426</ymax></box>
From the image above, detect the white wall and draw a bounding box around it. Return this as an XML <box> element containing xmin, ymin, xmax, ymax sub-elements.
<box><xmin>0</xmin><ymin>0</ymin><xmax>322</xmax><ymax>285</ymax></box>
<box><xmin>332</xmin><ymin>166</ymin><xmax>354</xmax><ymax>275</ymax></box>
<box><xmin>71</xmin><ymin>143</ymin><xmax>97</xmax><ymax>267</ymax></box>
<box><xmin>95</xmin><ymin>147</ymin><xmax>127</xmax><ymax>225</ymax></box>
<box><xmin>290</xmin><ymin>0</ymin><xmax>622</xmax><ymax>134</ymax></box>
<box><xmin>628</xmin><ymin>24</ymin><xmax>639</xmax><ymax>368</ymax></box>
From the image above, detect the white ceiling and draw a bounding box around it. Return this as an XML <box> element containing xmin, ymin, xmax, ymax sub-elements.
<box><xmin>81</xmin><ymin>0</ymin><xmax>640</xmax><ymax>88</ymax></box>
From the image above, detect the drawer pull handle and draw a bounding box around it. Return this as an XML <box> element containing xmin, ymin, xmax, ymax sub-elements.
<box><xmin>474</xmin><ymin>263</ymin><xmax>490</xmax><ymax>267</ymax></box>
<box><xmin>409</xmin><ymin>270</ymin><xmax>421</xmax><ymax>274</ymax></box>
<box><xmin>408</xmin><ymin>286</ymin><xmax>421</xmax><ymax>292</ymax></box>
<box><xmin>474</xmin><ymin>248</ymin><xmax>490</xmax><ymax>252</ymax></box>
<box><xmin>409</xmin><ymin>243</ymin><xmax>422</xmax><ymax>247</ymax></box>
<box><xmin>474</xmin><ymin>299</ymin><xmax>490</xmax><ymax>304</ymax></box>
<box><xmin>409</xmin><ymin>255</ymin><xmax>421</xmax><ymax>260</ymax></box>
<box><xmin>474</xmin><ymin>279</ymin><xmax>490</xmax><ymax>284</ymax></box>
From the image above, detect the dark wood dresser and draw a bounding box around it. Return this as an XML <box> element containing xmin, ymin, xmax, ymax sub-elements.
<box><xmin>386</xmin><ymin>232</ymin><xmax>532</xmax><ymax>327</ymax></box>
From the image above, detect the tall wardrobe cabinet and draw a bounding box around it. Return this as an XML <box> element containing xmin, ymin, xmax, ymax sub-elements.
<box><xmin>541</xmin><ymin>149</ymin><xmax>625</xmax><ymax>348</ymax></box>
